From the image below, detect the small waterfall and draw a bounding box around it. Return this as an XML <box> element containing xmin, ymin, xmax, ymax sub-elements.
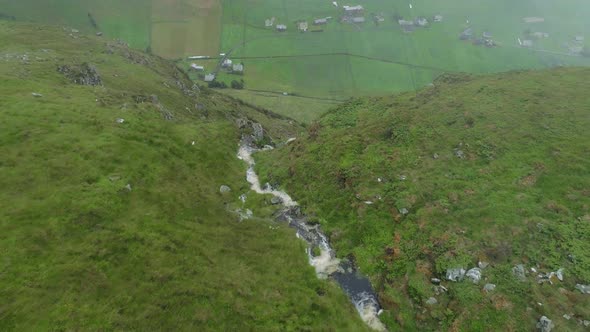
<box><xmin>238</xmin><ymin>142</ymin><xmax>386</xmax><ymax>331</ymax></box>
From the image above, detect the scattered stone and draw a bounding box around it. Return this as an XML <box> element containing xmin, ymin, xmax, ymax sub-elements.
<box><xmin>454</xmin><ymin>148</ymin><xmax>465</xmax><ymax>159</ymax></box>
<box><xmin>96</xmin><ymin>32</ymin><xmax>103</xmax><ymax>36</ymax></box>
<box><xmin>236</xmin><ymin>208</ymin><xmax>253</xmax><ymax>221</ymax></box>
<box><xmin>124</xmin><ymin>183</ymin><xmax>132</xmax><ymax>191</ymax></box>
<box><xmin>399</xmin><ymin>175</ymin><xmax>407</xmax><ymax>181</ymax></box>
<box><xmin>116</xmin><ymin>118</ymin><xmax>125</xmax><ymax>124</ymax></box>
<box><xmin>57</xmin><ymin>62</ymin><xmax>102</xmax><ymax>86</ymax></box>
<box><xmin>483</xmin><ymin>283</ymin><xmax>496</xmax><ymax>293</ymax></box>
<box><xmin>219</xmin><ymin>185</ymin><xmax>231</xmax><ymax>193</ymax></box>
<box><xmin>433</xmin><ymin>153</ymin><xmax>439</xmax><ymax>159</ymax></box>
<box><xmin>108</xmin><ymin>175</ymin><xmax>121</xmax><ymax>182</ymax></box>
<box><xmin>431</xmin><ymin>278</ymin><xmax>441</xmax><ymax>285</ymax></box>
<box><xmin>513</xmin><ymin>264</ymin><xmax>527</xmax><ymax>281</ymax></box>
<box><xmin>270</xmin><ymin>196</ymin><xmax>283</xmax><ymax>205</ymax></box>
<box><xmin>583</xmin><ymin>320</ymin><xmax>590</xmax><ymax>327</ymax></box>
<box><xmin>239</xmin><ymin>194</ymin><xmax>247</xmax><ymax>203</ymax></box>
<box><xmin>575</xmin><ymin>284</ymin><xmax>590</xmax><ymax>294</ymax></box>
<box><xmin>478</xmin><ymin>261</ymin><xmax>489</xmax><ymax>269</ymax></box>
<box><xmin>563</xmin><ymin>314</ymin><xmax>571</xmax><ymax>320</ymax></box>
<box><xmin>426</xmin><ymin>297</ymin><xmax>438</xmax><ymax>305</ymax></box>
<box><xmin>465</xmin><ymin>267</ymin><xmax>482</xmax><ymax>284</ymax></box>
<box><xmin>364</xmin><ymin>201</ymin><xmax>374</xmax><ymax>205</ymax></box>
<box><xmin>433</xmin><ymin>285</ymin><xmax>448</xmax><ymax>295</ymax></box>
<box><xmin>536</xmin><ymin>316</ymin><xmax>554</xmax><ymax>332</ymax></box>
<box><xmin>32</xmin><ymin>92</ymin><xmax>43</xmax><ymax>97</ymax></box>
<box><xmin>252</xmin><ymin>122</ymin><xmax>264</xmax><ymax>141</ymax></box>
<box><xmin>446</xmin><ymin>267</ymin><xmax>466</xmax><ymax>282</ymax></box>
<box><xmin>377</xmin><ymin>177</ymin><xmax>383</xmax><ymax>183</ymax></box>
<box><xmin>399</xmin><ymin>207</ymin><xmax>409</xmax><ymax>215</ymax></box>
<box><xmin>262</xmin><ymin>145</ymin><xmax>274</xmax><ymax>151</ymax></box>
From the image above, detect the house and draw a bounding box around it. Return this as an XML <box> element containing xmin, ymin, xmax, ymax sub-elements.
<box><xmin>190</xmin><ymin>63</ymin><xmax>204</xmax><ymax>71</ymax></box>
<box><xmin>523</xmin><ymin>17</ymin><xmax>544</xmax><ymax>23</ymax></box>
<box><xmin>415</xmin><ymin>17</ymin><xmax>428</xmax><ymax>27</ymax></box>
<box><xmin>460</xmin><ymin>28</ymin><xmax>473</xmax><ymax>40</ymax></box>
<box><xmin>265</xmin><ymin>17</ymin><xmax>276</xmax><ymax>27</ymax></box>
<box><xmin>343</xmin><ymin>5</ymin><xmax>363</xmax><ymax>13</ymax></box>
<box><xmin>398</xmin><ymin>19</ymin><xmax>414</xmax><ymax>26</ymax></box>
<box><xmin>204</xmin><ymin>74</ymin><xmax>215</xmax><ymax>82</ymax></box>
<box><xmin>575</xmin><ymin>36</ymin><xmax>585</xmax><ymax>42</ymax></box>
<box><xmin>352</xmin><ymin>16</ymin><xmax>365</xmax><ymax>23</ymax></box>
<box><xmin>222</xmin><ymin>59</ymin><xmax>233</xmax><ymax>67</ymax></box>
<box><xmin>433</xmin><ymin>15</ymin><xmax>443</xmax><ymax>22</ymax></box>
<box><xmin>298</xmin><ymin>21</ymin><xmax>309</xmax><ymax>32</ymax></box>
<box><xmin>314</xmin><ymin>18</ymin><xmax>328</xmax><ymax>25</ymax></box>
<box><xmin>276</xmin><ymin>24</ymin><xmax>287</xmax><ymax>31</ymax></box>
<box><xmin>532</xmin><ymin>32</ymin><xmax>549</xmax><ymax>38</ymax></box>
<box><xmin>232</xmin><ymin>63</ymin><xmax>244</xmax><ymax>73</ymax></box>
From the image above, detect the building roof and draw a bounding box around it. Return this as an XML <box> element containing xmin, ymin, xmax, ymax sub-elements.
<box><xmin>314</xmin><ymin>18</ymin><xmax>328</xmax><ymax>24</ymax></box>
<box><xmin>204</xmin><ymin>74</ymin><xmax>215</xmax><ymax>82</ymax></box>
<box><xmin>352</xmin><ymin>17</ymin><xmax>365</xmax><ymax>23</ymax></box>
<box><xmin>398</xmin><ymin>19</ymin><xmax>414</xmax><ymax>26</ymax></box>
<box><xmin>343</xmin><ymin>5</ymin><xmax>363</xmax><ymax>11</ymax></box>
<box><xmin>232</xmin><ymin>63</ymin><xmax>244</xmax><ymax>72</ymax></box>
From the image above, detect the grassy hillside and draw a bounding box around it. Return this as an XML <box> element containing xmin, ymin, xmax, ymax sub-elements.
<box><xmin>257</xmin><ymin>68</ymin><xmax>590</xmax><ymax>330</ymax></box>
<box><xmin>0</xmin><ymin>21</ymin><xmax>368</xmax><ymax>330</ymax></box>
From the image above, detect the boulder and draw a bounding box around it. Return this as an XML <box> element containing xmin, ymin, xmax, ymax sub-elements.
<box><xmin>270</xmin><ymin>196</ymin><xmax>283</xmax><ymax>205</ymax></box>
<box><xmin>446</xmin><ymin>268</ymin><xmax>466</xmax><ymax>282</ymax></box>
<box><xmin>583</xmin><ymin>320</ymin><xmax>590</xmax><ymax>327</ymax></box>
<box><xmin>466</xmin><ymin>268</ymin><xmax>482</xmax><ymax>284</ymax></box>
<box><xmin>483</xmin><ymin>283</ymin><xmax>496</xmax><ymax>293</ymax></box>
<box><xmin>536</xmin><ymin>316</ymin><xmax>554</xmax><ymax>332</ymax></box>
<box><xmin>575</xmin><ymin>284</ymin><xmax>590</xmax><ymax>294</ymax></box>
<box><xmin>512</xmin><ymin>264</ymin><xmax>527</xmax><ymax>281</ymax></box>
<box><xmin>556</xmin><ymin>268</ymin><xmax>564</xmax><ymax>281</ymax></box>
<box><xmin>454</xmin><ymin>148</ymin><xmax>465</xmax><ymax>159</ymax></box>
<box><xmin>478</xmin><ymin>261</ymin><xmax>489</xmax><ymax>269</ymax></box>
<box><xmin>425</xmin><ymin>297</ymin><xmax>438</xmax><ymax>305</ymax></box>
<box><xmin>399</xmin><ymin>207</ymin><xmax>409</xmax><ymax>215</ymax></box>
<box><xmin>431</xmin><ymin>278</ymin><xmax>441</xmax><ymax>285</ymax></box>
<box><xmin>219</xmin><ymin>185</ymin><xmax>231</xmax><ymax>193</ymax></box>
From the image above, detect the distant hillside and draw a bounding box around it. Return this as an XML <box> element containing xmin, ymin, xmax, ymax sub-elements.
<box><xmin>256</xmin><ymin>68</ymin><xmax>590</xmax><ymax>331</ymax></box>
<box><xmin>0</xmin><ymin>21</ymin><xmax>369</xmax><ymax>330</ymax></box>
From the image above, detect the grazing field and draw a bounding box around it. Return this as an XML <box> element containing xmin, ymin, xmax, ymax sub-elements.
<box><xmin>218</xmin><ymin>0</ymin><xmax>590</xmax><ymax>105</ymax></box>
<box><xmin>0</xmin><ymin>0</ymin><xmax>223</xmax><ymax>59</ymax></box>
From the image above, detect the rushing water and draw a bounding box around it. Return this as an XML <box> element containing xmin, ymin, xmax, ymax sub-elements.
<box><xmin>238</xmin><ymin>142</ymin><xmax>386</xmax><ymax>331</ymax></box>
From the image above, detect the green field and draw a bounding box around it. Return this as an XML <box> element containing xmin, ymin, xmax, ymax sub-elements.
<box><xmin>3</xmin><ymin>0</ymin><xmax>589</xmax><ymax>121</ymax></box>
<box><xmin>0</xmin><ymin>21</ymin><xmax>369</xmax><ymax>330</ymax></box>
<box><xmin>256</xmin><ymin>67</ymin><xmax>590</xmax><ymax>330</ymax></box>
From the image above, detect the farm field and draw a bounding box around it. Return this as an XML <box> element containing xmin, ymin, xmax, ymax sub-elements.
<box><xmin>0</xmin><ymin>0</ymin><xmax>222</xmax><ymax>59</ymax></box>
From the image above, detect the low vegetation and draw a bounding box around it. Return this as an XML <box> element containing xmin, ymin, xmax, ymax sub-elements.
<box><xmin>0</xmin><ymin>21</ymin><xmax>368</xmax><ymax>330</ymax></box>
<box><xmin>257</xmin><ymin>68</ymin><xmax>590</xmax><ymax>330</ymax></box>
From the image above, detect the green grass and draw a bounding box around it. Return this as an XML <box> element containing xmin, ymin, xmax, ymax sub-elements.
<box><xmin>0</xmin><ymin>21</ymin><xmax>369</xmax><ymax>331</ymax></box>
<box><xmin>256</xmin><ymin>68</ymin><xmax>590</xmax><ymax>331</ymax></box>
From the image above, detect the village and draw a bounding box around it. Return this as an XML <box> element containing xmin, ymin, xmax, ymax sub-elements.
<box><xmin>186</xmin><ymin>3</ymin><xmax>586</xmax><ymax>85</ymax></box>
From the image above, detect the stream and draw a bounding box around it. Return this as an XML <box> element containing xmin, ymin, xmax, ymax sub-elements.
<box><xmin>238</xmin><ymin>142</ymin><xmax>386</xmax><ymax>331</ymax></box>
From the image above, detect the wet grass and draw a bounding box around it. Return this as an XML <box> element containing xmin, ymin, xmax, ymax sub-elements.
<box><xmin>256</xmin><ymin>68</ymin><xmax>590</xmax><ymax>330</ymax></box>
<box><xmin>0</xmin><ymin>21</ymin><xmax>369</xmax><ymax>331</ymax></box>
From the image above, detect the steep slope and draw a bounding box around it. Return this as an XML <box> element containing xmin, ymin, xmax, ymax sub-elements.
<box><xmin>0</xmin><ymin>21</ymin><xmax>369</xmax><ymax>331</ymax></box>
<box><xmin>257</xmin><ymin>68</ymin><xmax>590</xmax><ymax>330</ymax></box>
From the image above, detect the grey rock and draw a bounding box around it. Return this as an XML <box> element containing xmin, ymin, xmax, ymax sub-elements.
<box><xmin>478</xmin><ymin>261</ymin><xmax>489</xmax><ymax>269</ymax></box>
<box><xmin>124</xmin><ymin>183</ymin><xmax>132</xmax><ymax>191</ymax></box>
<box><xmin>58</xmin><ymin>62</ymin><xmax>102</xmax><ymax>86</ymax></box>
<box><xmin>96</xmin><ymin>32</ymin><xmax>103</xmax><ymax>36</ymax></box>
<box><xmin>32</xmin><ymin>92</ymin><xmax>43</xmax><ymax>97</ymax></box>
<box><xmin>483</xmin><ymin>283</ymin><xmax>496</xmax><ymax>293</ymax></box>
<box><xmin>433</xmin><ymin>153</ymin><xmax>439</xmax><ymax>159</ymax></box>
<box><xmin>454</xmin><ymin>148</ymin><xmax>465</xmax><ymax>159</ymax></box>
<box><xmin>446</xmin><ymin>268</ymin><xmax>466</xmax><ymax>282</ymax></box>
<box><xmin>116</xmin><ymin>118</ymin><xmax>125</xmax><ymax>124</ymax></box>
<box><xmin>399</xmin><ymin>207</ymin><xmax>409</xmax><ymax>215</ymax></box>
<box><xmin>433</xmin><ymin>285</ymin><xmax>448</xmax><ymax>295</ymax></box>
<box><xmin>465</xmin><ymin>267</ymin><xmax>482</xmax><ymax>284</ymax></box>
<box><xmin>219</xmin><ymin>185</ymin><xmax>231</xmax><ymax>193</ymax></box>
<box><xmin>252</xmin><ymin>122</ymin><xmax>264</xmax><ymax>141</ymax></box>
<box><xmin>431</xmin><ymin>278</ymin><xmax>441</xmax><ymax>285</ymax></box>
<box><xmin>562</xmin><ymin>314</ymin><xmax>571</xmax><ymax>320</ymax></box>
<box><xmin>239</xmin><ymin>194</ymin><xmax>247</xmax><ymax>203</ymax></box>
<box><xmin>556</xmin><ymin>268</ymin><xmax>564</xmax><ymax>281</ymax></box>
<box><xmin>425</xmin><ymin>297</ymin><xmax>438</xmax><ymax>305</ymax></box>
<box><xmin>575</xmin><ymin>284</ymin><xmax>590</xmax><ymax>294</ymax></box>
<box><xmin>536</xmin><ymin>316</ymin><xmax>554</xmax><ymax>332</ymax></box>
<box><xmin>399</xmin><ymin>175</ymin><xmax>407</xmax><ymax>181</ymax></box>
<box><xmin>513</xmin><ymin>264</ymin><xmax>527</xmax><ymax>281</ymax></box>
<box><xmin>583</xmin><ymin>320</ymin><xmax>590</xmax><ymax>327</ymax></box>
<box><xmin>270</xmin><ymin>196</ymin><xmax>283</xmax><ymax>205</ymax></box>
